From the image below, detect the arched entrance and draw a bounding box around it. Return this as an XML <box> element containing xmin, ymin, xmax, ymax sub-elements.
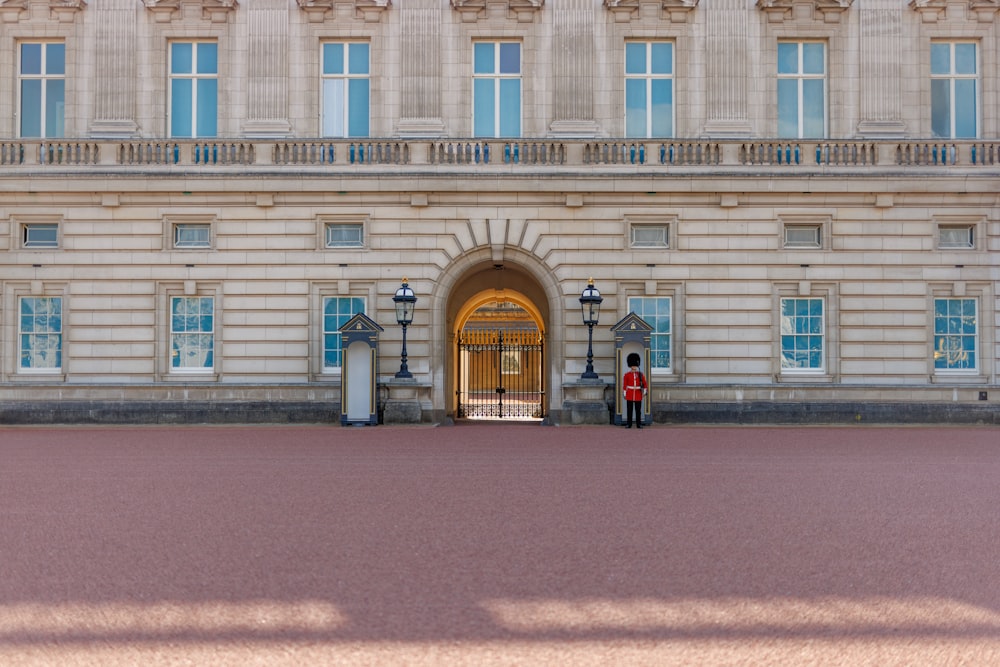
<box><xmin>455</xmin><ymin>290</ymin><xmax>544</xmax><ymax>420</ymax></box>
<box><xmin>441</xmin><ymin>260</ymin><xmax>553</xmax><ymax>422</ymax></box>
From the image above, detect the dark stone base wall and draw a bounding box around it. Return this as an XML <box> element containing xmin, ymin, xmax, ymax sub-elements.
<box><xmin>0</xmin><ymin>401</ymin><xmax>340</xmax><ymax>425</ymax></box>
<box><xmin>654</xmin><ymin>402</ymin><xmax>1000</xmax><ymax>425</ymax></box>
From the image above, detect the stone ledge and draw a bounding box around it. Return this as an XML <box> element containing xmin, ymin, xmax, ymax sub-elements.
<box><xmin>655</xmin><ymin>401</ymin><xmax>1000</xmax><ymax>425</ymax></box>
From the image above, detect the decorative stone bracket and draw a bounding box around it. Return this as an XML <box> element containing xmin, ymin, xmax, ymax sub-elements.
<box><xmin>296</xmin><ymin>0</ymin><xmax>390</xmax><ymax>23</ymax></box>
<box><xmin>1</xmin><ymin>0</ymin><xmax>87</xmax><ymax>22</ymax></box>
<box><xmin>757</xmin><ymin>0</ymin><xmax>852</xmax><ymax>23</ymax></box>
<box><xmin>911</xmin><ymin>0</ymin><xmax>998</xmax><ymax>22</ymax></box>
<box><xmin>604</xmin><ymin>0</ymin><xmax>698</xmax><ymax>23</ymax></box>
<box><xmin>142</xmin><ymin>0</ymin><xmax>237</xmax><ymax>23</ymax></box>
<box><xmin>451</xmin><ymin>0</ymin><xmax>543</xmax><ymax>23</ymax></box>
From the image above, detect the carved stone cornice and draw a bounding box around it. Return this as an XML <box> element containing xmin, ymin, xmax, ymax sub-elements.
<box><xmin>1</xmin><ymin>0</ymin><xmax>87</xmax><ymax>22</ymax></box>
<box><xmin>451</xmin><ymin>0</ymin><xmax>543</xmax><ymax>23</ymax></box>
<box><xmin>142</xmin><ymin>0</ymin><xmax>237</xmax><ymax>23</ymax></box>
<box><xmin>757</xmin><ymin>0</ymin><xmax>852</xmax><ymax>23</ymax></box>
<box><xmin>604</xmin><ymin>0</ymin><xmax>698</xmax><ymax>23</ymax></box>
<box><xmin>967</xmin><ymin>0</ymin><xmax>999</xmax><ymax>22</ymax></box>
<box><xmin>296</xmin><ymin>0</ymin><xmax>390</xmax><ymax>23</ymax></box>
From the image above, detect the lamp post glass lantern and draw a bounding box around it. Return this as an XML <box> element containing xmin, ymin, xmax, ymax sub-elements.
<box><xmin>393</xmin><ymin>279</ymin><xmax>416</xmax><ymax>378</ymax></box>
<box><xmin>579</xmin><ymin>278</ymin><xmax>603</xmax><ymax>379</ymax></box>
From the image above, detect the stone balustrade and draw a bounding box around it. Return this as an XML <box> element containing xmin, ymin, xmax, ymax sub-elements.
<box><xmin>1</xmin><ymin>138</ymin><xmax>998</xmax><ymax>170</ymax></box>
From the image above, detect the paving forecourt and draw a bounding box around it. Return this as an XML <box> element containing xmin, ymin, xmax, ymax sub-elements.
<box><xmin>1</xmin><ymin>423</ymin><xmax>998</xmax><ymax>667</ymax></box>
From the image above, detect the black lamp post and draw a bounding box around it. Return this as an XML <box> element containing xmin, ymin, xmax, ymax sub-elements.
<box><xmin>579</xmin><ymin>277</ymin><xmax>603</xmax><ymax>379</ymax></box>
<box><xmin>392</xmin><ymin>279</ymin><xmax>416</xmax><ymax>379</ymax></box>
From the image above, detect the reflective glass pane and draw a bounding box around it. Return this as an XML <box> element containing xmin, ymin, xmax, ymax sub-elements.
<box><xmin>930</xmin><ymin>79</ymin><xmax>950</xmax><ymax>138</ymax></box>
<box><xmin>171</xmin><ymin>42</ymin><xmax>193</xmax><ymax>74</ymax></box>
<box><xmin>20</xmin><ymin>79</ymin><xmax>42</xmax><ymax>137</ymax></box>
<box><xmin>196</xmin><ymin>79</ymin><xmax>217</xmax><ymax>137</ymax></box>
<box><xmin>954</xmin><ymin>79</ymin><xmax>976</xmax><ymax>138</ymax></box>
<box><xmin>46</xmin><ymin>43</ymin><xmax>65</xmax><ymax>75</ymax></box>
<box><xmin>170</xmin><ymin>79</ymin><xmax>192</xmax><ymax>136</ymax></box>
<box><xmin>196</xmin><ymin>43</ymin><xmax>218</xmax><ymax>74</ymax></box>
<box><xmin>46</xmin><ymin>79</ymin><xmax>65</xmax><ymax>138</ymax></box>
<box><xmin>323</xmin><ymin>43</ymin><xmax>344</xmax><ymax>75</ymax></box>
<box><xmin>498</xmin><ymin>79</ymin><xmax>520</xmax><ymax>136</ymax></box>
<box><xmin>954</xmin><ymin>43</ymin><xmax>976</xmax><ymax>75</ymax></box>
<box><xmin>625</xmin><ymin>42</ymin><xmax>646</xmax><ymax>74</ymax></box>
<box><xmin>498</xmin><ymin>43</ymin><xmax>520</xmax><ymax>74</ymax></box>
<box><xmin>20</xmin><ymin>43</ymin><xmax>42</xmax><ymax>75</ymax></box>
<box><xmin>473</xmin><ymin>79</ymin><xmax>495</xmax><ymax>137</ymax></box>
<box><xmin>650</xmin><ymin>42</ymin><xmax>672</xmax><ymax>74</ymax></box>
<box><xmin>802</xmin><ymin>79</ymin><xmax>824</xmax><ymax>137</ymax></box>
<box><xmin>347</xmin><ymin>79</ymin><xmax>370</xmax><ymax>137</ymax></box>
<box><xmin>777</xmin><ymin>79</ymin><xmax>798</xmax><ymax>138</ymax></box>
<box><xmin>348</xmin><ymin>43</ymin><xmax>370</xmax><ymax>75</ymax></box>
<box><xmin>474</xmin><ymin>43</ymin><xmax>494</xmax><ymax>74</ymax></box>
<box><xmin>802</xmin><ymin>43</ymin><xmax>824</xmax><ymax>74</ymax></box>
<box><xmin>650</xmin><ymin>79</ymin><xmax>673</xmax><ymax>137</ymax></box>
<box><xmin>777</xmin><ymin>42</ymin><xmax>798</xmax><ymax>74</ymax></box>
<box><xmin>930</xmin><ymin>43</ymin><xmax>950</xmax><ymax>75</ymax></box>
<box><xmin>322</xmin><ymin>79</ymin><xmax>345</xmax><ymax>137</ymax></box>
<box><xmin>625</xmin><ymin>79</ymin><xmax>646</xmax><ymax>137</ymax></box>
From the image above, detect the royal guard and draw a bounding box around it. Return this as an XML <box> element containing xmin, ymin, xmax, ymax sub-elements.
<box><xmin>622</xmin><ymin>352</ymin><xmax>648</xmax><ymax>429</ymax></box>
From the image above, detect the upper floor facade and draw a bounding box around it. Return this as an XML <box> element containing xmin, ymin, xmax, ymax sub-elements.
<box><xmin>1</xmin><ymin>0</ymin><xmax>999</xmax><ymax>145</ymax></box>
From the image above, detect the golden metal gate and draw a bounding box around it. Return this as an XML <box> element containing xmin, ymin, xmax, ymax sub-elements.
<box><xmin>457</xmin><ymin>327</ymin><xmax>544</xmax><ymax>419</ymax></box>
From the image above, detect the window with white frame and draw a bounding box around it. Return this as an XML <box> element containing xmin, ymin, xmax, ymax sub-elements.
<box><xmin>321</xmin><ymin>42</ymin><xmax>370</xmax><ymax>138</ymax></box>
<box><xmin>170</xmin><ymin>296</ymin><xmax>214</xmax><ymax>371</ymax></box>
<box><xmin>18</xmin><ymin>42</ymin><xmax>65</xmax><ymax>138</ymax></box>
<box><xmin>625</xmin><ymin>41</ymin><xmax>674</xmax><ymax>138</ymax></box>
<box><xmin>933</xmin><ymin>297</ymin><xmax>977</xmax><ymax>372</ymax></box>
<box><xmin>931</xmin><ymin>41</ymin><xmax>978</xmax><ymax>139</ymax></box>
<box><xmin>22</xmin><ymin>222</ymin><xmax>59</xmax><ymax>249</ymax></box>
<box><xmin>938</xmin><ymin>224</ymin><xmax>975</xmax><ymax>250</ymax></box>
<box><xmin>173</xmin><ymin>223</ymin><xmax>211</xmax><ymax>249</ymax></box>
<box><xmin>783</xmin><ymin>223</ymin><xmax>822</xmax><ymax>249</ymax></box>
<box><xmin>780</xmin><ymin>297</ymin><xmax>824</xmax><ymax>372</ymax></box>
<box><xmin>19</xmin><ymin>296</ymin><xmax>62</xmax><ymax>372</ymax></box>
<box><xmin>627</xmin><ymin>297</ymin><xmax>672</xmax><ymax>371</ymax></box>
<box><xmin>325</xmin><ymin>222</ymin><xmax>364</xmax><ymax>248</ymax></box>
<box><xmin>777</xmin><ymin>41</ymin><xmax>826</xmax><ymax>139</ymax></box>
<box><xmin>323</xmin><ymin>296</ymin><xmax>366</xmax><ymax>370</ymax></box>
<box><xmin>169</xmin><ymin>41</ymin><xmax>218</xmax><ymax>138</ymax></box>
<box><xmin>630</xmin><ymin>224</ymin><xmax>669</xmax><ymax>248</ymax></box>
<box><xmin>473</xmin><ymin>42</ymin><xmax>521</xmax><ymax>138</ymax></box>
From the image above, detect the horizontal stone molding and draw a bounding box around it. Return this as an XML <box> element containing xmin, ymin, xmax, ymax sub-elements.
<box><xmin>295</xmin><ymin>0</ymin><xmax>390</xmax><ymax>23</ymax></box>
<box><xmin>604</xmin><ymin>0</ymin><xmax>698</xmax><ymax>23</ymax></box>
<box><xmin>757</xmin><ymin>0</ymin><xmax>852</xmax><ymax>23</ymax></box>
<box><xmin>142</xmin><ymin>0</ymin><xmax>237</xmax><ymax>23</ymax></box>
<box><xmin>451</xmin><ymin>0</ymin><xmax>543</xmax><ymax>23</ymax></box>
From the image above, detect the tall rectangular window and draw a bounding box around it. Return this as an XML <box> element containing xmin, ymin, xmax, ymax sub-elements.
<box><xmin>321</xmin><ymin>42</ymin><xmax>370</xmax><ymax>138</ymax></box>
<box><xmin>628</xmin><ymin>297</ymin><xmax>672</xmax><ymax>371</ymax></box>
<box><xmin>18</xmin><ymin>42</ymin><xmax>65</xmax><ymax>138</ymax></box>
<box><xmin>20</xmin><ymin>297</ymin><xmax>62</xmax><ymax>371</ymax></box>
<box><xmin>780</xmin><ymin>297</ymin><xmax>824</xmax><ymax>371</ymax></box>
<box><xmin>473</xmin><ymin>42</ymin><xmax>521</xmax><ymax>138</ymax></box>
<box><xmin>625</xmin><ymin>42</ymin><xmax>673</xmax><ymax>138</ymax></box>
<box><xmin>323</xmin><ymin>296</ymin><xmax>365</xmax><ymax>369</ymax></box>
<box><xmin>171</xmin><ymin>296</ymin><xmax>214</xmax><ymax>370</ymax></box>
<box><xmin>934</xmin><ymin>298</ymin><xmax>977</xmax><ymax>371</ymax></box>
<box><xmin>777</xmin><ymin>41</ymin><xmax>826</xmax><ymax>139</ymax></box>
<box><xmin>931</xmin><ymin>42</ymin><xmax>978</xmax><ymax>139</ymax></box>
<box><xmin>169</xmin><ymin>42</ymin><xmax>218</xmax><ymax>138</ymax></box>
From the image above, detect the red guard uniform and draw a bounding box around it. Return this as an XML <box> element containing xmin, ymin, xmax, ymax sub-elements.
<box><xmin>622</xmin><ymin>368</ymin><xmax>648</xmax><ymax>428</ymax></box>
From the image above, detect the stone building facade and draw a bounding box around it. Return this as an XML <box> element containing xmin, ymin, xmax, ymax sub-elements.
<box><xmin>0</xmin><ymin>0</ymin><xmax>998</xmax><ymax>424</ymax></box>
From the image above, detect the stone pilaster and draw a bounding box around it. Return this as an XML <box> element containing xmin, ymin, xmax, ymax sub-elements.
<box><xmin>549</xmin><ymin>0</ymin><xmax>599</xmax><ymax>137</ymax></box>
<box><xmin>242</xmin><ymin>0</ymin><xmax>292</xmax><ymax>138</ymax></box>
<box><xmin>704</xmin><ymin>0</ymin><xmax>752</xmax><ymax>137</ymax></box>
<box><xmin>396</xmin><ymin>0</ymin><xmax>446</xmax><ymax>137</ymax></box>
<box><xmin>89</xmin><ymin>0</ymin><xmax>139</xmax><ymax>137</ymax></box>
<box><xmin>857</xmin><ymin>0</ymin><xmax>905</xmax><ymax>137</ymax></box>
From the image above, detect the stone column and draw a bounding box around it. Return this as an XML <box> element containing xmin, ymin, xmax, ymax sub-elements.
<box><xmin>856</xmin><ymin>0</ymin><xmax>906</xmax><ymax>137</ymax></box>
<box><xmin>396</xmin><ymin>0</ymin><xmax>446</xmax><ymax>137</ymax></box>
<box><xmin>242</xmin><ymin>0</ymin><xmax>291</xmax><ymax>138</ymax></box>
<box><xmin>89</xmin><ymin>0</ymin><xmax>139</xmax><ymax>137</ymax></box>
<box><xmin>549</xmin><ymin>0</ymin><xmax>599</xmax><ymax>137</ymax></box>
<box><xmin>703</xmin><ymin>0</ymin><xmax>752</xmax><ymax>137</ymax></box>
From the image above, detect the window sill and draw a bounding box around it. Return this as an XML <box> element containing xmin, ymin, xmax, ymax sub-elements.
<box><xmin>930</xmin><ymin>374</ymin><xmax>987</xmax><ymax>384</ymax></box>
<box><xmin>776</xmin><ymin>373</ymin><xmax>834</xmax><ymax>383</ymax></box>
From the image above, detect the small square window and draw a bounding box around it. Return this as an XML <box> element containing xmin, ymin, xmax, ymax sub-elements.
<box><xmin>783</xmin><ymin>224</ymin><xmax>821</xmax><ymax>249</ymax></box>
<box><xmin>938</xmin><ymin>225</ymin><xmax>974</xmax><ymax>249</ymax></box>
<box><xmin>630</xmin><ymin>224</ymin><xmax>669</xmax><ymax>248</ymax></box>
<box><xmin>173</xmin><ymin>223</ymin><xmax>211</xmax><ymax>248</ymax></box>
<box><xmin>23</xmin><ymin>223</ymin><xmax>59</xmax><ymax>248</ymax></box>
<box><xmin>326</xmin><ymin>223</ymin><xmax>364</xmax><ymax>248</ymax></box>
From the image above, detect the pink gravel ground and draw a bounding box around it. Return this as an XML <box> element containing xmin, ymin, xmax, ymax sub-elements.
<box><xmin>0</xmin><ymin>423</ymin><xmax>998</xmax><ymax>666</ymax></box>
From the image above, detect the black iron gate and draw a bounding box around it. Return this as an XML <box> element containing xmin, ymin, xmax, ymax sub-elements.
<box><xmin>457</xmin><ymin>327</ymin><xmax>544</xmax><ymax>419</ymax></box>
